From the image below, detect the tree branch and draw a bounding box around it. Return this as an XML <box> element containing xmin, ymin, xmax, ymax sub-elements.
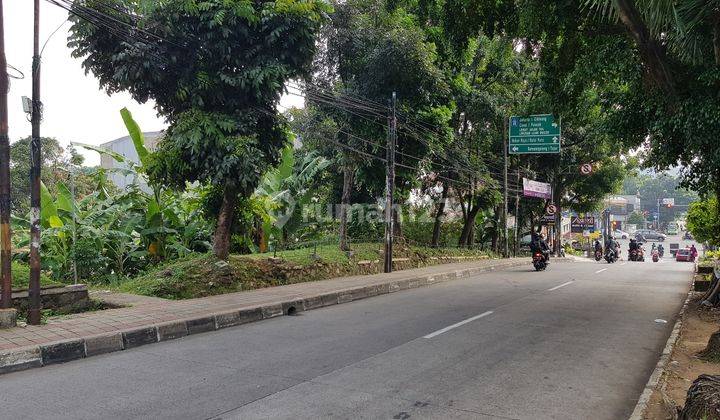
<box><xmin>612</xmin><ymin>0</ymin><xmax>677</xmax><ymax>98</ymax></box>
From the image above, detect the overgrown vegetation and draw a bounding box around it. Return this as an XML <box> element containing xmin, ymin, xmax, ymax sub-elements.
<box><xmin>119</xmin><ymin>244</ymin><xmax>492</xmax><ymax>300</ymax></box>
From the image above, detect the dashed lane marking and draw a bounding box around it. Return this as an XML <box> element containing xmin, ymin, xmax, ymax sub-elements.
<box><xmin>423</xmin><ymin>311</ymin><xmax>494</xmax><ymax>339</ymax></box>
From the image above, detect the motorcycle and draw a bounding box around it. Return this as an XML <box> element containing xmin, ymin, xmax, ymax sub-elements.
<box><xmin>652</xmin><ymin>249</ymin><xmax>659</xmax><ymax>262</ymax></box>
<box><xmin>604</xmin><ymin>249</ymin><xmax>618</xmax><ymax>263</ymax></box>
<box><xmin>594</xmin><ymin>249</ymin><xmax>603</xmax><ymax>261</ymax></box>
<box><xmin>532</xmin><ymin>251</ymin><xmax>548</xmax><ymax>271</ymax></box>
<box><xmin>658</xmin><ymin>247</ymin><xmax>665</xmax><ymax>258</ymax></box>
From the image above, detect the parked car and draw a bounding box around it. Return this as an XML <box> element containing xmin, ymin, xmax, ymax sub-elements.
<box><xmin>676</xmin><ymin>248</ymin><xmax>693</xmax><ymax>262</ymax></box>
<box><xmin>613</xmin><ymin>229</ymin><xmax>630</xmax><ymax>239</ymax></box>
<box><xmin>635</xmin><ymin>229</ymin><xmax>667</xmax><ymax>242</ymax></box>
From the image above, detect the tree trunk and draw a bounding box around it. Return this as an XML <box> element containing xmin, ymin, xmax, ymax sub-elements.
<box><xmin>703</xmin><ymin>276</ymin><xmax>720</xmax><ymax>307</ymax></box>
<box><xmin>679</xmin><ymin>374</ymin><xmax>720</xmax><ymax>420</ymax></box>
<box><xmin>554</xmin><ymin>187</ymin><xmax>562</xmax><ymax>256</ymax></box>
<box><xmin>467</xmin><ymin>221</ymin><xmax>475</xmax><ymax>248</ymax></box>
<box><xmin>459</xmin><ymin>203</ymin><xmax>480</xmax><ymax>248</ymax></box>
<box><xmin>431</xmin><ymin>185</ymin><xmax>448</xmax><ymax>248</ymax></box>
<box><xmin>491</xmin><ymin>205</ymin><xmax>501</xmax><ymax>253</ymax></box>
<box><xmin>699</xmin><ymin>330</ymin><xmax>720</xmax><ymax>362</ymax></box>
<box><xmin>612</xmin><ymin>0</ymin><xmax>677</xmax><ymax>97</ymax></box>
<box><xmin>212</xmin><ymin>183</ymin><xmax>237</xmax><ymax>260</ymax></box>
<box><xmin>339</xmin><ymin>166</ymin><xmax>354</xmax><ymax>251</ymax></box>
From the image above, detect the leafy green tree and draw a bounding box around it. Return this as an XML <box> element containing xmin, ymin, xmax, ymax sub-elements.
<box><xmin>580</xmin><ymin>1</ymin><xmax>720</xmax><ymax>212</ymax></box>
<box><xmin>68</xmin><ymin>0</ymin><xmax>330</xmax><ymax>259</ymax></box>
<box><xmin>627</xmin><ymin>212</ymin><xmax>645</xmax><ymax>226</ymax></box>
<box><xmin>308</xmin><ymin>0</ymin><xmax>451</xmax><ymax>245</ymax></box>
<box><xmin>9</xmin><ymin>137</ymin><xmax>84</xmax><ymax>215</ymax></box>
<box><xmin>687</xmin><ymin>196</ymin><xmax>719</xmax><ymax>247</ymax></box>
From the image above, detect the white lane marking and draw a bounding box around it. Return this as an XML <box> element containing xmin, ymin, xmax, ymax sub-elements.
<box><xmin>595</xmin><ymin>268</ymin><xmax>608</xmax><ymax>274</ymax></box>
<box><xmin>547</xmin><ymin>281</ymin><xmax>574</xmax><ymax>291</ymax></box>
<box><xmin>423</xmin><ymin>311</ymin><xmax>494</xmax><ymax>339</ymax></box>
<box><xmin>620</xmin><ymin>262</ymin><xmax>627</xmax><ymax>266</ymax></box>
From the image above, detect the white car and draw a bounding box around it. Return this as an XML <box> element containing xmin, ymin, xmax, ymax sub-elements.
<box><xmin>613</xmin><ymin>229</ymin><xmax>630</xmax><ymax>239</ymax></box>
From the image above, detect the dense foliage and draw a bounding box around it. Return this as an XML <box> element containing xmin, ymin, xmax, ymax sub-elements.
<box><xmin>68</xmin><ymin>0</ymin><xmax>330</xmax><ymax>259</ymax></box>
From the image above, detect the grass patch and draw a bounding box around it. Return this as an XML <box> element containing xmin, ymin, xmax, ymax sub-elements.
<box><xmin>15</xmin><ymin>299</ymin><xmax>114</xmax><ymax>325</ymax></box>
<box><xmin>120</xmin><ymin>244</ymin><xmax>494</xmax><ymax>300</ymax></box>
<box><xmin>10</xmin><ymin>261</ymin><xmax>60</xmax><ymax>290</ymax></box>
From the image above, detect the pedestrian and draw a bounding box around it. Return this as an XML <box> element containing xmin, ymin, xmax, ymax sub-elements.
<box><xmin>690</xmin><ymin>244</ymin><xmax>698</xmax><ymax>261</ymax></box>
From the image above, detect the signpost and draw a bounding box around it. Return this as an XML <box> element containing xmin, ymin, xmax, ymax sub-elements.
<box><xmin>509</xmin><ymin>114</ymin><xmax>561</xmax><ymax>155</ymax></box>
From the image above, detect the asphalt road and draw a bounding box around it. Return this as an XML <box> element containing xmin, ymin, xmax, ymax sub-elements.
<box><xmin>0</xmin><ymin>258</ymin><xmax>692</xmax><ymax>420</ymax></box>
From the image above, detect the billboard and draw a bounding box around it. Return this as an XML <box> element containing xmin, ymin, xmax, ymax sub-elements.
<box><xmin>523</xmin><ymin>178</ymin><xmax>552</xmax><ymax>200</ymax></box>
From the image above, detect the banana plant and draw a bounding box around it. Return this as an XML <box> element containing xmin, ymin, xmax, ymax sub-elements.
<box><xmin>255</xmin><ymin>144</ymin><xmax>331</xmax><ymax>249</ymax></box>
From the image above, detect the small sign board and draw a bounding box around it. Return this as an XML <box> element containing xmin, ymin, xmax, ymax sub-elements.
<box><xmin>580</xmin><ymin>163</ymin><xmax>593</xmax><ymax>175</ymax></box>
<box><xmin>509</xmin><ymin>114</ymin><xmax>561</xmax><ymax>154</ymax></box>
<box><xmin>523</xmin><ymin>178</ymin><xmax>552</xmax><ymax>200</ymax></box>
<box><xmin>541</xmin><ymin>214</ymin><xmax>555</xmax><ymax>225</ymax></box>
<box><xmin>546</xmin><ymin>204</ymin><xmax>557</xmax><ymax>215</ymax></box>
<box><xmin>662</xmin><ymin>198</ymin><xmax>675</xmax><ymax>206</ymax></box>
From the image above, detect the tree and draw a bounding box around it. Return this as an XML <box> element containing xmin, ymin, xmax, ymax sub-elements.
<box><xmin>308</xmin><ymin>0</ymin><xmax>451</xmax><ymax>247</ymax></box>
<box><xmin>687</xmin><ymin>197</ymin><xmax>720</xmax><ymax>247</ymax></box>
<box><xmin>583</xmin><ymin>0</ymin><xmax>720</xmax><ymax>214</ymax></box>
<box><xmin>68</xmin><ymin>0</ymin><xmax>330</xmax><ymax>259</ymax></box>
<box><xmin>627</xmin><ymin>211</ymin><xmax>645</xmax><ymax>226</ymax></box>
<box><xmin>9</xmin><ymin>137</ymin><xmax>85</xmax><ymax>215</ymax></box>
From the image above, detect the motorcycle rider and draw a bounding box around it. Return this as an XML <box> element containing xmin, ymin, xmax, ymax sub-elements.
<box><xmin>658</xmin><ymin>243</ymin><xmax>665</xmax><ymax>257</ymax></box>
<box><xmin>605</xmin><ymin>236</ymin><xmax>618</xmax><ymax>260</ymax></box>
<box><xmin>531</xmin><ymin>232</ymin><xmax>551</xmax><ymax>262</ymax></box>
<box><xmin>594</xmin><ymin>239</ymin><xmax>602</xmax><ymax>252</ymax></box>
<box><xmin>628</xmin><ymin>238</ymin><xmax>638</xmax><ymax>260</ymax></box>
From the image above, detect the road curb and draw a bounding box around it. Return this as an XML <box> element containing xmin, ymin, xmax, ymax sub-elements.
<box><xmin>0</xmin><ymin>258</ymin><xmax>539</xmax><ymax>376</ymax></box>
<box><xmin>627</xmin><ymin>291</ymin><xmax>692</xmax><ymax>420</ymax></box>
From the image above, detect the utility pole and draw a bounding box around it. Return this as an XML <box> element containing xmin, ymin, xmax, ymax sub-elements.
<box><xmin>383</xmin><ymin>92</ymin><xmax>396</xmax><ymax>273</ymax></box>
<box><xmin>28</xmin><ymin>0</ymin><xmax>41</xmax><ymax>325</ymax></box>
<box><xmin>514</xmin><ymin>167</ymin><xmax>520</xmax><ymax>257</ymax></box>
<box><xmin>503</xmin><ymin>117</ymin><xmax>509</xmax><ymax>258</ymax></box>
<box><xmin>0</xmin><ymin>0</ymin><xmax>12</xmax><ymax>309</ymax></box>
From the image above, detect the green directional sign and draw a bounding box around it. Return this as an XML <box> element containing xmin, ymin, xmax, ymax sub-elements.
<box><xmin>508</xmin><ymin>114</ymin><xmax>561</xmax><ymax>154</ymax></box>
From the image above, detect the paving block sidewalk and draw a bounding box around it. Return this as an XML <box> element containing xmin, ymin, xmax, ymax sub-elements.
<box><xmin>0</xmin><ymin>258</ymin><xmax>531</xmax><ymax>374</ymax></box>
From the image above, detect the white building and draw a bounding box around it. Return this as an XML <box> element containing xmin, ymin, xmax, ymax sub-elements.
<box><xmin>99</xmin><ymin>131</ymin><xmax>163</xmax><ymax>191</ymax></box>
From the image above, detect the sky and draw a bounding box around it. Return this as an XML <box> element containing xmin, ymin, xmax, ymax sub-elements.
<box><xmin>4</xmin><ymin>1</ymin><xmax>303</xmax><ymax>166</ymax></box>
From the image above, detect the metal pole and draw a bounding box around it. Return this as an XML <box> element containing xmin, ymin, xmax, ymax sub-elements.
<box><xmin>0</xmin><ymin>0</ymin><xmax>13</xmax><ymax>309</ymax></box>
<box><xmin>514</xmin><ymin>167</ymin><xmax>520</xmax><ymax>257</ymax></box>
<box><xmin>503</xmin><ymin>117</ymin><xmax>508</xmax><ymax>258</ymax></box>
<box><xmin>383</xmin><ymin>92</ymin><xmax>396</xmax><ymax>273</ymax></box>
<box><xmin>28</xmin><ymin>0</ymin><xmax>41</xmax><ymax>324</ymax></box>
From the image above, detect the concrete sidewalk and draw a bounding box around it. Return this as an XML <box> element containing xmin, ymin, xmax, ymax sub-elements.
<box><xmin>0</xmin><ymin>258</ymin><xmax>532</xmax><ymax>374</ymax></box>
